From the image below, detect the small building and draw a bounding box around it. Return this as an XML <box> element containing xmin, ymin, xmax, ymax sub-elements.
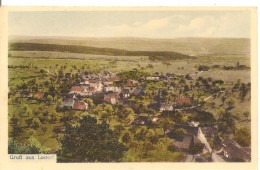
<box><xmin>70</xmin><ymin>86</ymin><xmax>84</xmax><ymax>94</ymax></box>
<box><xmin>65</xmin><ymin>73</ymin><xmax>72</xmax><ymax>79</ymax></box>
<box><xmin>72</xmin><ymin>101</ymin><xmax>88</xmax><ymax>111</ymax></box>
<box><xmin>131</xmin><ymin>87</ymin><xmax>145</xmax><ymax>96</ymax></box>
<box><xmin>146</xmin><ymin>76</ymin><xmax>160</xmax><ymax>81</ymax></box>
<box><xmin>104</xmin><ymin>86</ymin><xmax>121</xmax><ymax>93</ymax></box>
<box><xmin>177</xmin><ymin>97</ymin><xmax>191</xmax><ymax>106</ymax></box>
<box><xmin>104</xmin><ymin>76</ymin><xmax>120</xmax><ymax>85</ymax></box>
<box><xmin>171</xmin><ymin>134</ymin><xmax>194</xmax><ymax>152</ymax></box>
<box><xmin>125</xmin><ymin>80</ymin><xmax>134</xmax><ymax>88</ymax></box>
<box><xmin>121</xmin><ymin>89</ymin><xmax>131</xmax><ymax>98</ymax></box>
<box><xmin>160</xmin><ymin>104</ymin><xmax>174</xmax><ymax>112</ymax></box>
<box><xmin>33</xmin><ymin>91</ymin><xmax>45</xmax><ymax>100</ymax></box>
<box><xmin>222</xmin><ymin>139</ymin><xmax>251</xmax><ymax>162</ymax></box>
<box><xmin>103</xmin><ymin>93</ymin><xmax>119</xmax><ymax>105</ymax></box>
<box><xmin>167</xmin><ymin>124</ymin><xmax>202</xmax><ymax>152</ymax></box>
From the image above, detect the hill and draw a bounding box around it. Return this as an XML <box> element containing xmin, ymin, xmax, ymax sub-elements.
<box><xmin>9</xmin><ymin>36</ymin><xmax>250</xmax><ymax>57</ymax></box>
<box><xmin>9</xmin><ymin>42</ymin><xmax>192</xmax><ymax>61</ymax></box>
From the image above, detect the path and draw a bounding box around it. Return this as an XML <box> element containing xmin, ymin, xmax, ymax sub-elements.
<box><xmin>43</xmin><ymin>68</ymin><xmax>56</xmax><ymax>77</ymax></box>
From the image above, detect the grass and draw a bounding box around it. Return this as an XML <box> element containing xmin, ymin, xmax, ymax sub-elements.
<box><xmin>9</xmin><ymin>51</ymin><xmax>251</xmax><ymax>82</ymax></box>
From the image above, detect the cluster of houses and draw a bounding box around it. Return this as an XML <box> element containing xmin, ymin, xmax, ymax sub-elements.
<box><xmin>60</xmin><ymin>71</ymin><xmax>192</xmax><ymax>113</ymax></box>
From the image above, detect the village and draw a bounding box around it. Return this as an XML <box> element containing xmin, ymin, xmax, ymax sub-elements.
<box><xmin>8</xmin><ymin>62</ymin><xmax>251</xmax><ymax>162</ymax></box>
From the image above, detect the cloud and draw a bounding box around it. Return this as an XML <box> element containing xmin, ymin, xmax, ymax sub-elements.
<box><xmin>9</xmin><ymin>11</ymin><xmax>250</xmax><ymax>38</ymax></box>
<box><xmin>87</xmin><ymin>13</ymin><xmax>250</xmax><ymax>38</ymax></box>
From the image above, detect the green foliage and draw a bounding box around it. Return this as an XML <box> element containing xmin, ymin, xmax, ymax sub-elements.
<box><xmin>174</xmin><ymin>128</ymin><xmax>187</xmax><ymax>135</ymax></box>
<box><xmin>218</xmin><ymin>112</ymin><xmax>236</xmax><ymax>134</ymax></box>
<box><xmin>58</xmin><ymin>115</ymin><xmax>127</xmax><ymax>162</ymax></box>
<box><xmin>234</xmin><ymin>127</ymin><xmax>251</xmax><ymax>147</ymax></box>
<box><xmin>146</xmin><ymin>64</ymin><xmax>154</xmax><ymax>69</ymax></box>
<box><xmin>8</xmin><ymin>137</ymin><xmax>49</xmax><ymax>154</ymax></box>
<box><xmin>121</xmin><ymin>131</ymin><xmax>132</xmax><ymax>145</ymax></box>
<box><xmin>188</xmin><ymin>143</ymin><xmax>204</xmax><ymax>154</ymax></box>
<box><xmin>8</xmin><ymin>138</ymin><xmax>40</xmax><ymax>154</ymax></box>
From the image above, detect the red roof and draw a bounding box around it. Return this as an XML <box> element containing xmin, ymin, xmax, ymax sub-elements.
<box><xmin>34</xmin><ymin>91</ymin><xmax>44</xmax><ymax>100</ymax></box>
<box><xmin>177</xmin><ymin>97</ymin><xmax>191</xmax><ymax>105</ymax></box>
<box><xmin>107</xmin><ymin>76</ymin><xmax>120</xmax><ymax>82</ymax></box>
<box><xmin>126</xmin><ymin>80</ymin><xmax>134</xmax><ymax>87</ymax></box>
<box><xmin>89</xmin><ymin>79</ymin><xmax>99</xmax><ymax>83</ymax></box>
<box><xmin>88</xmin><ymin>86</ymin><xmax>96</xmax><ymax>92</ymax></box>
<box><xmin>71</xmin><ymin>86</ymin><xmax>84</xmax><ymax>92</ymax></box>
<box><xmin>72</xmin><ymin>101</ymin><xmax>88</xmax><ymax>110</ymax></box>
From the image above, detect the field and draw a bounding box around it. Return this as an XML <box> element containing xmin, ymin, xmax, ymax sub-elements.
<box><xmin>9</xmin><ymin>51</ymin><xmax>250</xmax><ymax>82</ymax></box>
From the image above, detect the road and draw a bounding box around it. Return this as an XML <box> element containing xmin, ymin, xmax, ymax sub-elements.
<box><xmin>211</xmin><ymin>151</ymin><xmax>225</xmax><ymax>162</ymax></box>
<box><xmin>185</xmin><ymin>155</ymin><xmax>194</xmax><ymax>162</ymax></box>
<box><xmin>43</xmin><ymin>68</ymin><xmax>56</xmax><ymax>77</ymax></box>
<box><xmin>197</xmin><ymin>128</ymin><xmax>226</xmax><ymax>162</ymax></box>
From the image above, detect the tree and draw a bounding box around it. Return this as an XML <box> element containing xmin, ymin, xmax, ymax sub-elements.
<box><xmin>227</xmin><ymin>98</ymin><xmax>235</xmax><ymax>108</ymax></box>
<box><xmin>8</xmin><ymin>138</ymin><xmax>41</xmax><ymax>154</ymax></box>
<box><xmin>85</xmin><ymin>98</ymin><xmax>94</xmax><ymax>110</ymax></box>
<box><xmin>174</xmin><ymin>128</ymin><xmax>187</xmax><ymax>135</ymax></box>
<box><xmin>121</xmin><ymin>131</ymin><xmax>132</xmax><ymax>146</ymax></box>
<box><xmin>157</xmin><ymin>118</ymin><xmax>174</xmax><ymax>137</ymax></box>
<box><xmin>218</xmin><ymin>112</ymin><xmax>236</xmax><ymax>134</ymax></box>
<box><xmin>58</xmin><ymin>116</ymin><xmax>127</xmax><ymax>162</ymax></box>
<box><xmin>46</xmin><ymin>95</ymin><xmax>53</xmax><ymax>105</ymax></box>
<box><xmin>221</xmin><ymin>96</ymin><xmax>226</xmax><ymax>105</ymax></box>
<box><xmin>243</xmin><ymin>111</ymin><xmax>250</xmax><ymax>120</ymax></box>
<box><xmin>146</xmin><ymin>64</ymin><xmax>153</xmax><ymax>69</ymax></box>
<box><xmin>31</xmin><ymin>118</ymin><xmax>41</xmax><ymax>129</ymax></box>
<box><xmin>234</xmin><ymin>127</ymin><xmax>251</xmax><ymax>147</ymax></box>
<box><xmin>40</xmin><ymin>125</ymin><xmax>48</xmax><ymax>135</ymax></box>
<box><xmin>25</xmin><ymin>118</ymin><xmax>33</xmax><ymax>127</ymax></box>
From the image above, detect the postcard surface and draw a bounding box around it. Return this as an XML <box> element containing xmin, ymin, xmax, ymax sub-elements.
<box><xmin>0</xmin><ymin>6</ymin><xmax>257</xmax><ymax>170</ymax></box>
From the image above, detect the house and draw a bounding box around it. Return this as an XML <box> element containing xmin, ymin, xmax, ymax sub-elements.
<box><xmin>221</xmin><ymin>139</ymin><xmax>251</xmax><ymax>162</ymax></box>
<box><xmin>33</xmin><ymin>91</ymin><xmax>45</xmax><ymax>100</ymax></box>
<box><xmin>103</xmin><ymin>93</ymin><xmax>119</xmax><ymax>105</ymax></box>
<box><xmin>61</xmin><ymin>98</ymin><xmax>75</xmax><ymax>109</ymax></box>
<box><xmin>104</xmin><ymin>86</ymin><xmax>121</xmax><ymax>93</ymax></box>
<box><xmin>104</xmin><ymin>76</ymin><xmax>120</xmax><ymax>85</ymax></box>
<box><xmin>125</xmin><ymin>80</ymin><xmax>134</xmax><ymax>88</ymax></box>
<box><xmin>65</xmin><ymin>73</ymin><xmax>72</xmax><ymax>79</ymax></box>
<box><xmin>166</xmin><ymin>73</ymin><xmax>176</xmax><ymax>78</ymax></box>
<box><xmin>160</xmin><ymin>104</ymin><xmax>174</xmax><ymax>112</ymax></box>
<box><xmin>171</xmin><ymin>134</ymin><xmax>194</xmax><ymax>151</ymax></box>
<box><xmin>69</xmin><ymin>86</ymin><xmax>96</xmax><ymax>96</ymax></box>
<box><xmin>121</xmin><ymin>89</ymin><xmax>131</xmax><ymax>98</ymax></box>
<box><xmin>177</xmin><ymin>97</ymin><xmax>191</xmax><ymax>106</ymax></box>
<box><xmin>72</xmin><ymin>101</ymin><xmax>88</xmax><ymax>111</ymax></box>
<box><xmin>159</xmin><ymin>75</ymin><xmax>167</xmax><ymax>81</ymax></box>
<box><xmin>70</xmin><ymin>86</ymin><xmax>84</xmax><ymax>94</ymax></box>
<box><xmin>19</xmin><ymin>91</ymin><xmax>32</xmax><ymax>98</ymax></box>
<box><xmin>167</xmin><ymin>124</ymin><xmax>202</xmax><ymax>152</ymax></box>
<box><xmin>131</xmin><ymin>87</ymin><xmax>145</xmax><ymax>96</ymax></box>
<box><xmin>146</xmin><ymin>76</ymin><xmax>160</xmax><ymax>81</ymax></box>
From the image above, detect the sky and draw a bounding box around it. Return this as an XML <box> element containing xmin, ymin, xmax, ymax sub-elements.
<box><xmin>8</xmin><ymin>10</ymin><xmax>251</xmax><ymax>38</ymax></box>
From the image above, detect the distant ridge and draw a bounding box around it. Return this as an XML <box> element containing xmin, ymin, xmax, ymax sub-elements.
<box><xmin>9</xmin><ymin>36</ymin><xmax>250</xmax><ymax>56</ymax></box>
<box><xmin>9</xmin><ymin>42</ymin><xmax>193</xmax><ymax>61</ymax></box>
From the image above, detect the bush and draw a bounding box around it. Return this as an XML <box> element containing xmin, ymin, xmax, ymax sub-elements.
<box><xmin>188</xmin><ymin>143</ymin><xmax>204</xmax><ymax>154</ymax></box>
<box><xmin>167</xmin><ymin>145</ymin><xmax>176</xmax><ymax>152</ymax></box>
